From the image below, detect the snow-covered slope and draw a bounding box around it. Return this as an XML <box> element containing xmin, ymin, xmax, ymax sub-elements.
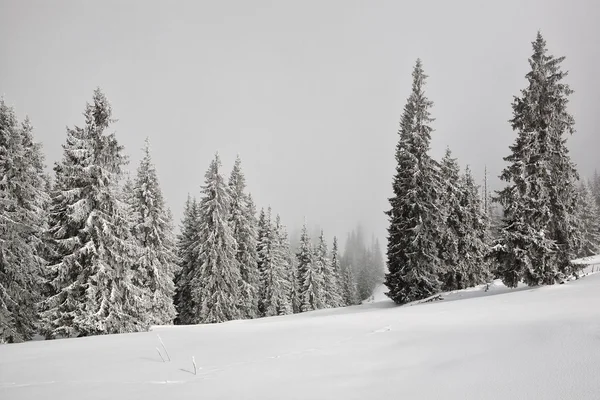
<box><xmin>2</xmin><ymin>272</ymin><xmax>600</xmax><ymax>400</ymax></box>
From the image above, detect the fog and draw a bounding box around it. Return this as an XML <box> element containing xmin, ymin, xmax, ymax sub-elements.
<box><xmin>1</xmin><ymin>0</ymin><xmax>598</xmax><ymax>247</ymax></box>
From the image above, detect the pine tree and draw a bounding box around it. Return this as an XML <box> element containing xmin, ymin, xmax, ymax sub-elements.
<box><xmin>174</xmin><ymin>196</ymin><xmax>199</xmax><ymax>324</ymax></box>
<box><xmin>128</xmin><ymin>138</ymin><xmax>178</xmax><ymax>326</ymax></box>
<box><xmin>263</xmin><ymin>214</ymin><xmax>293</xmax><ymax>316</ymax></box>
<box><xmin>438</xmin><ymin>148</ymin><xmax>462</xmax><ymax>291</ymax></box>
<box><xmin>574</xmin><ymin>181</ymin><xmax>600</xmax><ymax>258</ymax></box>
<box><xmin>0</xmin><ymin>101</ymin><xmax>48</xmax><ymax>342</ymax></box>
<box><xmin>494</xmin><ymin>32</ymin><xmax>580</xmax><ymax>287</ymax></box>
<box><xmin>42</xmin><ymin>89</ymin><xmax>146</xmax><ymax>337</ymax></box>
<box><xmin>592</xmin><ymin>170</ymin><xmax>600</xmax><ymax>209</ymax></box>
<box><xmin>192</xmin><ymin>154</ymin><xmax>241</xmax><ymax>323</ymax></box>
<box><xmin>341</xmin><ymin>263</ymin><xmax>358</xmax><ymax>306</ymax></box>
<box><xmin>457</xmin><ymin>166</ymin><xmax>491</xmax><ymax>287</ymax></box>
<box><xmin>317</xmin><ymin>230</ymin><xmax>340</xmax><ymax>308</ymax></box>
<box><xmin>228</xmin><ymin>157</ymin><xmax>260</xmax><ymax>319</ymax></box>
<box><xmin>384</xmin><ymin>59</ymin><xmax>444</xmax><ymax>304</ymax></box>
<box><xmin>327</xmin><ymin>237</ymin><xmax>344</xmax><ymax>308</ymax></box>
<box><xmin>297</xmin><ymin>223</ymin><xmax>322</xmax><ymax>311</ymax></box>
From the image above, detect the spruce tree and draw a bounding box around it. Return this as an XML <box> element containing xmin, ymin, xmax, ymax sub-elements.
<box><xmin>267</xmin><ymin>214</ymin><xmax>293</xmax><ymax>316</ymax></box>
<box><xmin>592</xmin><ymin>170</ymin><xmax>600</xmax><ymax>209</ymax></box>
<box><xmin>174</xmin><ymin>195</ymin><xmax>200</xmax><ymax>325</ymax></box>
<box><xmin>192</xmin><ymin>154</ymin><xmax>241</xmax><ymax>323</ymax></box>
<box><xmin>438</xmin><ymin>148</ymin><xmax>462</xmax><ymax>290</ymax></box>
<box><xmin>0</xmin><ymin>101</ymin><xmax>48</xmax><ymax>342</ymax></box>
<box><xmin>228</xmin><ymin>157</ymin><xmax>260</xmax><ymax>319</ymax></box>
<box><xmin>341</xmin><ymin>263</ymin><xmax>358</xmax><ymax>306</ymax></box>
<box><xmin>575</xmin><ymin>181</ymin><xmax>600</xmax><ymax>258</ymax></box>
<box><xmin>495</xmin><ymin>32</ymin><xmax>580</xmax><ymax>287</ymax></box>
<box><xmin>297</xmin><ymin>223</ymin><xmax>322</xmax><ymax>311</ymax></box>
<box><xmin>129</xmin><ymin>138</ymin><xmax>178</xmax><ymax>325</ymax></box>
<box><xmin>384</xmin><ymin>59</ymin><xmax>444</xmax><ymax>304</ymax></box>
<box><xmin>317</xmin><ymin>230</ymin><xmax>340</xmax><ymax>308</ymax></box>
<box><xmin>457</xmin><ymin>166</ymin><xmax>491</xmax><ymax>287</ymax></box>
<box><xmin>42</xmin><ymin>89</ymin><xmax>145</xmax><ymax>337</ymax></box>
<box><xmin>327</xmin><ymin>237</ymin><xmax>343</xmax><ymax>308</ymax></box>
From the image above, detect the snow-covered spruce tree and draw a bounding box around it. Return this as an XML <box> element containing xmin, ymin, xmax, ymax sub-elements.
<box><xmin>42</xmin><ymin>89</ymin><xmax>146</xmax><ymax>337</ymax></box>
<box><xmin>592</xmin><ymin>170</ymin><xmax>600</xmax><ymax>209</ymax></box>
<box><xmin>438</xmin><ymin>148</ymin><xmax>462</xmax><ymax>291</ymax></box>
<box><xmin>316</xmin><ymin>230</ymin><xmax>339</xmax><ymax>308</ymax></box>
<box><xmin>341</xmin><ymin>263</ymin><xmax>358</xmax><ymax>306</ymax></box>
<box><xmin>174</xmin><ymin>195</ymin><xmax>200</xmax><ymax>325</ymax></box>
<box><xmin>266</xmin><ymin>214</ymin><xmax>293</xmax><ymax>316</ymax></box>
<box><xmin>297</xmin><ymin>223</ymin><xmax>322</xmax><ymax>311</ymax></box>
<box><xmin>574</xmin><ymin>181</ymin><xmax>600</xmax><ymax>258</ymax></box>
<box><xmin>327</xmin><ymin>236</ymin><xmax>344</xmax><ymax>308</ymax></box>
<box><xmin>457</xmin><ymin>166</ymin><xmax>491</xmax><ymax>287</ymax></box>
<box><xmin>0</xmin><ymin>101</ymin><xmax>48</xmax><ymax>342</ymax></box>
<box><xmin>192</xmin><ymin>154</ymin><xmax>241</xmax><ymax>324</ymax></box>
<box><xmin>256</xmin><ymin>207</ymin><xmax>271</xmax><ymax>316</ymax></box>
<box><xmin>494</xmin><ymin>32</ymin><xmax>580</xmax><ymax>287</ymax></box>
<box><xmin>384</xmin><ymin>59</ymin><xmax>444</xmax><ymax>304</ymax></box>
<box><xmin>258</xmin><ymin>209</ymin><xmax>292</xmax><ymax>316</ymax></box>
<box><xmin>288</xmin><ymin>253</ymin><xmax>301</xmax><ymax>313</ymax></box>
<box><xmin>228</xmin><ymin>157</ymin><xmax>260</xmax><ymax>319</ymax></box>
<box><xmin>128</xmin><ymin>138</ymin><xmax>178</xmax><ymax>325</ymax></box>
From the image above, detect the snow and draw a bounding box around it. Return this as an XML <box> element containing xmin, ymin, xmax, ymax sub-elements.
<box><xmin>2</xmin><ymin>270</ymin><xmax>600</xmax><ymax>399</ymax></box>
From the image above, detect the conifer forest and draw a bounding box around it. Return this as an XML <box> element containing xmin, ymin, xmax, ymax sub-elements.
<box><xmin>1</xmin><ymin>31</ymin><xmax>599</xmax><ymax>344</ymax></box>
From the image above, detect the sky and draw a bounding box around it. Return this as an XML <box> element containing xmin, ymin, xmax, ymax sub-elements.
<box><xmin>1</xmin><ymin>0</ymin><xmax>599</xmax><ymax>249</ymax></box>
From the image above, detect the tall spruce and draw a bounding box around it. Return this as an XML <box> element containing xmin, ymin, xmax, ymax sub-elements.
<box><xmin>575</xmin><ymin>181</ymin><xmax>600</xmax><ymax>258</ymax></box>
<box><xmin>317</xmin><ymin>230</ymin><xmax>340</xmax><ymax>308</ymax></box>
<box><xmin>228</xmin><ymin>157</ymin><xmax>260</xmax><ymax>319</ymax></box>
<box><xmin>341</xmin><ymin>263</ymin><xmax>358</xmax><ymax>306</ymax></box>
<box><xmin>192</xmin><ymin>154</ymin><xmax>240</xmax><ymax>323</ymax></box>
<box><xmin>495</xmin><ymin>32</ymin><xmax>580</xmax><ymax>287</ymax></box>
<box><xmin>174</xmin><ymin>195</ymin><xmax>200</xmax><ymax>324</ymax></box>
<box><xmin>457</xmin><ymin>166</ymin><xmax>491</xmax><ymax>287</ymax></box>
<box><xmin>327</xmin><ymin>236</ymin><xmax>343</xmax><ymax>308</ymax></box>
<box><xmin>439</xmin><ymin>148</ymin><xmax>462</xmax><ymax>290</ymax></box>
<box><xmin>129</xmin><ymin>139</ymin><xmax>178</xmax><ymax>325</ymax></box>
<box><xmin>384</xmin><ymin>59</ymin><xmax>444</xmax><ymax>304</ymax></box>
<box><xmin>297</xmin><ymin>223</ymin><xmax>322</xmax><ymax>311</ymax></box>
<box><xmin>258</xmin><ymin>210</ymin><xmax>292</xmax><ymax>316</ymax></box>
<box><xmin>43</xmin><ymin>89</ymin><xmax>145</xmax><ymax>337</ymax></box>
<box><xmin>0</xmin><ymin>101</ymin><xmax>48</xmax><ymax>342</ymax></box>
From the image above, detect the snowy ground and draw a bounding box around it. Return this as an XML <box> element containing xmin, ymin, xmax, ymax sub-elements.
<box><xmin>2</xmin><ymin>268</ymin><xmax>600</xmax><ymax>399</ymax></box>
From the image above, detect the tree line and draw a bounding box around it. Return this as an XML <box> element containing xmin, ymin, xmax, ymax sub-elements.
<box><xmin>385</xmin><ymin>32</ymin><xmax>600</xmax><ymax>304</ymax></box>
<box><xmin>0</xmin><ymin>92</ymin><xmax>384</xmax><ymax>342</ymax></box>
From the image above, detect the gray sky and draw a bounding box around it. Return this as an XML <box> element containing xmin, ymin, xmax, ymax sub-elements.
<box><xmin>1</xmin><ymin>0</ymin><xmax>599</xmax><ymax>247</ymax></box>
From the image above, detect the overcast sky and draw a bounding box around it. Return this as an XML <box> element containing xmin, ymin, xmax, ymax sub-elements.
<box><xmin>1</xmin><ymin>0</ymin><xmax>599</xmax><ymax>247</ymax></box>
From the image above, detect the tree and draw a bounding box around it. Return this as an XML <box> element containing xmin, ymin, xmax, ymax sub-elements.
<box><xmin>228</xmin><ymin>157</ymin><xmax>260</xmax><ymax>319</ymax></box>
<box><xmin>317</xmin><ymin>230</ymin><xmax>341</xmax><ymax>308</ymax></box>
<box><xmin>574</xmin><ymin>181</ymin><xmax>600</xmax><ymax>258</ymax></box>
<box><xmin>592</xmin><ymin>170</ymin><xmax>600</xmax><ymax>209</ymax></box>
<box><xmin>297</xmin><ymin>223</ymin><xmax>322</xmax><ymax>311</ymax></box>
<box><xmin>128</xmin><ymin>138</ymin><xmax>178</xmax><ymax>326</ymax></box>
<box><xmin>457</xmin><ymin>166</ymin><xmax>491</xmax><ymax>287</ymax></box>
<box><xmin>0</xmin><ymin>100</ymin><xmax>48</xmax><ymax>342</ymax></box>
<box><xmin>258</xmin><ymin>209</ymin><xmax>292</xmax><ymax>316</ymax></box>
<box><xmin>384</xmin><ymin>59</ymin><xmax>444</xmax><ymax>304</ymax></box>
<box><xmin>192</xmin><ymin>154</ymin><xmax>241</xmax><ymax>323</ymax></box>
<box><xmin>42</xmin><ymin>89</ymin><xmax>146</xmax><ymax>337</ymax></box>
<box><xmin>174</xmin><ymin>195</ymin><xmax>200</xmax><ymax>324</ymax></box>
<box><xmin>438</xmin><ymin>148</ymin><xmax>462</xmax><ymax>291</ymax></box>
<box><xmin>326</xmin><ymin>237</ymin><xmax>343</xmax><ymax>308</ymax></box>
<box><xmin>494</xmin><ymin>32</ymin><xmax>580</xmax><ymax>287</ymax></box>
<box><xmin>341</xmin><ymin>263</ymin><xmax>358</xmax><ymax>306</ymax></box>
